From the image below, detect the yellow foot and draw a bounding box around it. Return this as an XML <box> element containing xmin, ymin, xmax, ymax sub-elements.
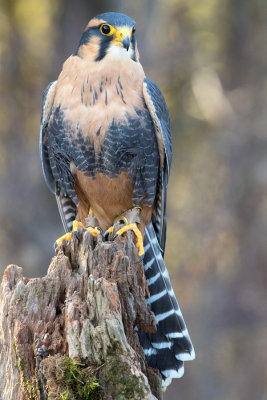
<box><xmin>55</xmin><ymin>232</ymin><xmax>72</xmax><ymax>247</ymax></box>
<box><xmin>114</xmin><ymin>223</ymin><xmax>144</xmax><ymax>259</ymax></box>
<box><xmin>55</xmin><ymin>220</ymin><xmax>102</xmax><ymax>247</ymax></box>
<box><xmin>73</xmin><ymin>220</ymin><xmax>102</xmax><ymax>238</ymax></box>
<box><xmin>72</xmin><ymin>220</ymin><xmax>86</xmax><ymax>235</ymax></box>
<box><xmin>105</xmin><ymin>226</ymin><xmax>115</xmax><ymax>236</ymax></box>
<box><xmin>86</xmin><ymin>226</ymin><xmax>102</xmax><ymax>237</ymax></box>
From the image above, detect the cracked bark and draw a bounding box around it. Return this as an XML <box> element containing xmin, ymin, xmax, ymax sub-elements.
<box><xmin>0</xmin><ymin>228</ymin><xmax>163</xmax><ymax>400</ymax></box>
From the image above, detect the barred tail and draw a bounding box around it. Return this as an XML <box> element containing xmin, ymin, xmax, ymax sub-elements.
<box><xmin>55</xmin><ymin>192</ymin><xmax>76</xmax><ymax>233</ymax></box>
<box><xmin>139</xmin><ymin>223</ymin><xmax>195</xmax><ymax>387</ymax></box>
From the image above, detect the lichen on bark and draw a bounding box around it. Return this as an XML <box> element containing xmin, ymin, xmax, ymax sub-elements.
<box><xmin>0</xmin><ymin>227</ymin><xmax>162</xmax><ymax>400</ymax></box>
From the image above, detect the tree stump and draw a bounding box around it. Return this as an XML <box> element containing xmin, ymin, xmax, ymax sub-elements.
<box><xmin>0</xmin><ymin>228</ymin><xmax>163</xmax><ymax>400</ymax></box>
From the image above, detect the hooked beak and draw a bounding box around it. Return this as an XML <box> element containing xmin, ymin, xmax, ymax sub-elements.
<box><xmin>113</xmin><ymin>27</ymin><xmax>131</xmax><ymax>51</ymax></box>
<box><xmin>122</xmin><ymin>36</ymin><xmax>130</xmax><ymax>51</ymax></box>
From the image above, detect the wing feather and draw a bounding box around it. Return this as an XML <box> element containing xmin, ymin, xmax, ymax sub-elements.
<box><xmin>39</xmin><ymin>81</ymin><xmax>57</xmax><ymax>193</ymax></box>
<box><xmin>39</xmin><ymin>81</ymin><xmax>76</xmax><ymax>231</ymax></box>
<box><xmin>143</xmin><ymin>78</ymin><xmax>172</xmax><ymax>252</ymax></box>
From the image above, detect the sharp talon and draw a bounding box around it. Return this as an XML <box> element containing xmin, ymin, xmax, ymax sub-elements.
<box><xmin>104</xmin><ymin>226</ymin><xmax>115</xmax><ymax>240</ymax></box>
<box><xmin>54</xmin><ymin>220</ymin><xmax>103</xmax><ymax>248</ymax></box>
<box><xmin>113</xmin><ymin>223</ymin><xmax>144</xmax><ymax>258</ymax></box>
<box><xmin>112</xmin><ymin>233</ymin><xmax>118</xmax><ymax>241</ymax></box>
<box><xmin>55</xmin><ymin>220</ymin><xmax>85</xmax><ymax>248</ymax></box>
<box><xmin>54</xmin><ymin>232</ymin><xmax>72</xmax><ymax>247</ymax></box>
<box><xmin>97</xmin><ymin>226</ymin><xmax>104</xmax><ymax>237</ymax></box>
<box><xmin>104</xmin><ymin>231</ymin><xmax>109</xmax><ymax>240</ymax></box>
<box><xmin>134</xmin><ymin>253</ymin><xmax>145</xmax><ymax>264</ymax></box>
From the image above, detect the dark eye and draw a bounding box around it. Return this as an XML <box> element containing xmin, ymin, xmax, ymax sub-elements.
<box><xmin>101</xmin><ymin>24</ymin><xmax>111</xmax><ymax>35</ymax></box>
<box><xmin>132</xmin><ymin>27</ymin><xmax>136</xmax><ymax>34</ymax></box>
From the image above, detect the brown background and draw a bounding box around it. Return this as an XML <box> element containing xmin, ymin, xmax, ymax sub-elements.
<box><xmin>0</xmin><ymin>0</ymin><xmax>266</xmax><ymax>399</ymax></box>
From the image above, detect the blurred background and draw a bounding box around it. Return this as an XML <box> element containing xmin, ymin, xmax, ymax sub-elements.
<box><xmin>0</xmin><ymin>0</ymin><xmax>267</xmax><ymax>399</ymax></box>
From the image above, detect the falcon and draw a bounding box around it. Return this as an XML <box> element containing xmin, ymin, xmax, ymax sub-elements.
<box><xmin>39</xmin><ymin>12</ymin><xmax>195</xmax><ymax>387</ymax></box>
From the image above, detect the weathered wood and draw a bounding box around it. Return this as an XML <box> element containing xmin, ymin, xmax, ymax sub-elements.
<box><xmin>0</xmin><ymin>228</ymin><xmax>163</xmax><ymax>400</ymax></box>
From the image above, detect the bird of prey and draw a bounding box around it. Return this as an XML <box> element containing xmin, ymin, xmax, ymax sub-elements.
<box><xmin>40</xmin><ymin>12</ymin><xmax>195</xmax><ymax>387</ymax></box>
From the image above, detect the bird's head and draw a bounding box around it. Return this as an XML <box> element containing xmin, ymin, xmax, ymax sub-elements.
<box><xmin>76</xmin><ymin>12</ymin><xmax>139</xmax><ymax>62</ymax></box>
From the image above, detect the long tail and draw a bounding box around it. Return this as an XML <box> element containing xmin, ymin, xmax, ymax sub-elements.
<box><xmin>55</xmin><ymin>198</ymin><xmax>195</xmax><ymax>386</ymax></box>
<box><xmin>55</xmin><ymin>192</ymin><xmax>76</xmax><ymax>233</ymax></box>
<box><xmin>139</xmin><ymin>223</ymin><xmax>195</xmax><ymax>387</ymax></box>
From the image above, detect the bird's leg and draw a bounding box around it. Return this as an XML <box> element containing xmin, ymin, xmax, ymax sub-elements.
<box><xmin>106</xmin><ymin>206</ymin><xmax>144</xmax><ymax>261</ymax></box>
<box><xmin>55</xmin><ymin>220</ymin><xmax>85</xmax><ymax>247</ymax></box>
<box><xmin>104</xmin><ymin>215</ymin><xmax>129</xmax><ymax>238</ymax></box>
<box><xmin>84</xmin><ymin>208</ymin><xmax>104</xmax><ymax>237</ymax></box>
<box><xmin>114</xmin><ymin>222</ymin><xmax>144</xmax><ymax>259</ymax></box>
<box><xmin>55</xmin><ymin>209</ymin><xmax>102</xmax><ymax>247</ymax></box>
<box><xmin>55</xmin><ymin>231</ymin><xmax>72</xmax><ymax>247</ymax></box>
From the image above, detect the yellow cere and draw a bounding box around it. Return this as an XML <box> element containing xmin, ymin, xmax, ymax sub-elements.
<box><xmin>112</xmin><ymin>27</ymin><xmax>132</xmax><ymax>47</ymax></box>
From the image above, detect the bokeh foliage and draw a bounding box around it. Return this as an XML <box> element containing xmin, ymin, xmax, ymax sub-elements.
<box><xmin>0</xmin><ymin>0</ymin><xmax>266</xmax><ymax>399</ymax></box>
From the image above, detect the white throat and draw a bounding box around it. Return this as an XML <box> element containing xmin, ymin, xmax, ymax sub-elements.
<box><xmin>105</xmin><ymin>44</ymin><xmax>134</xmax><ymax>61</ymax></box>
